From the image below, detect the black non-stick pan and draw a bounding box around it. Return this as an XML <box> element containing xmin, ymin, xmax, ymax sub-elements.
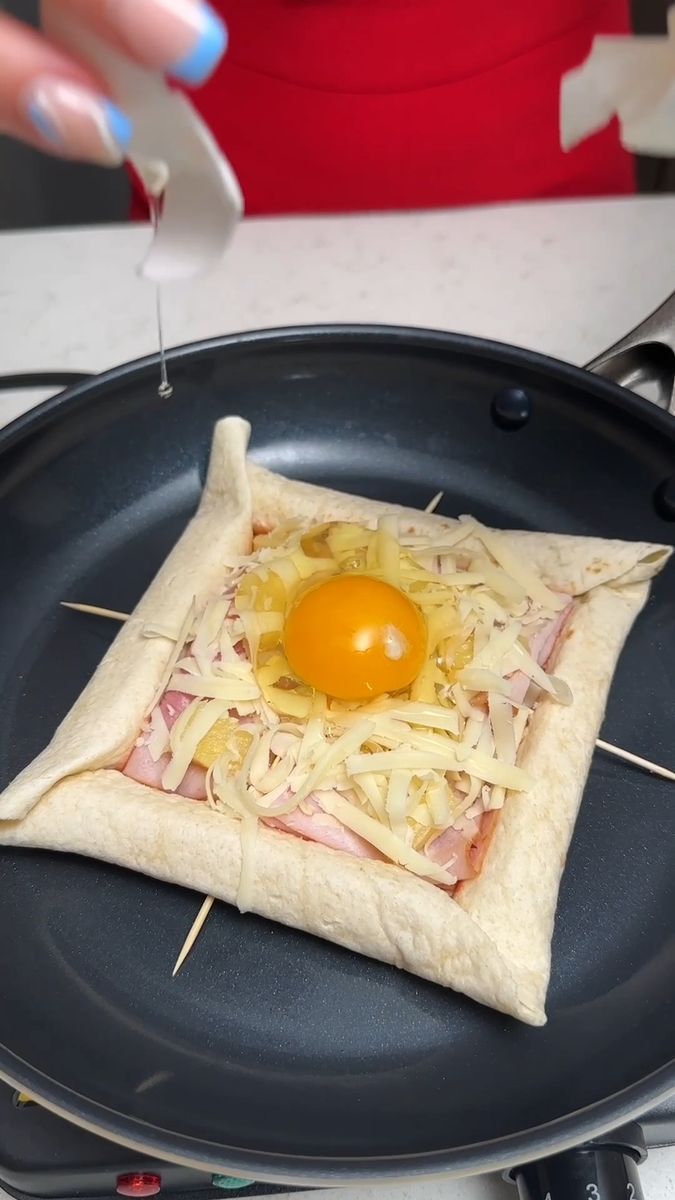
<box><xmin>1</xmin><ymin>295</ymin><xmax>674</xmax><ymax>1199</ymax></box>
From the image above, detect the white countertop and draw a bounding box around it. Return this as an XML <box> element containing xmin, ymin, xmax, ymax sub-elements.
<box><xmin>1</xmin><ymin>194</ymin><xmax>675</xmax><ymax>425</ymax></box>
<box><xmin>0</xmin><ymin>195</ymin><xmax>673</xmax><ymax>1196</ymax></box>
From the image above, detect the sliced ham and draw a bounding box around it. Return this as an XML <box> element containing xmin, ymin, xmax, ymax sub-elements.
<box><xmin>265</xmin><ymin>792</ymin><xmax>382</xmax><ymax>860</ymax></box>
<box><xmin>510</xmin><ymin>600</ymin><xmax>575</xmax><ymax>704</ymax></box>
<box><xmin>425</xmin><ymin>816</ymin><xmax>480</xmax><ymax>881</ymax></box>
<box><xmin>528</xmin><ymin>600</ymin><xmax>576</xmax><ymax>671</ymax></box>
<box><xmin>425</xmin><ymin>808</ymin><xmax>502</xmax><ymax>888</ymax></box>
<box><xmin>468</xmin><ymin>809</ymin><xmax>500</xmax><ymax>875</ymax></box>
<box><xmin>160</xmin><ymin>690</ymin><xmax>193</xmax><ymax>729</ymax></box>
<box><xmin>123</xmin><ymin>743</ymin><xmax>165</xmax><ymax>789</ymax></box>
<box><xmin>123</xmin><ymin>743</ymin><xmax>207</xmax><ymax>801</ymax></box>
<box><xmin>175</xmin><ymin>762</ymin><xmax>208</xmax><ymax>801</ymax></box>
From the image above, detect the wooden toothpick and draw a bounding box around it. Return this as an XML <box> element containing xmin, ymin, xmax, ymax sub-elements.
<box><xmin>172</xmin><ymin>895</ymin><xmax>216</xmax><ymax>977</ymax></box>
<box><xmin>61</xmin><ymin>602</ymin><xmax>130</xmax><ymax>622</ymax></box>
<box><xmin>595</xmin><ymin>738</ymin><xmax>675</xmax><ymax>782</ymax></box>
<box><xmin>424</xmin><ymin>490</ymin><xmax>444</xmax><ymax>514</ymax></box>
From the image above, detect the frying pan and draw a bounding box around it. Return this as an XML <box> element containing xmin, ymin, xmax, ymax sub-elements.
<box><xmin>1</xmin><ymin>292</ymin><xmax>675</xmax><ymax>1199</ymax></box>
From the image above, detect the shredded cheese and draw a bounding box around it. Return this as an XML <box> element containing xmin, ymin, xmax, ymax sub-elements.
<box><xmin>163</xmin><ymin>698</ymin><xmax>230</xmax><ymax>792</ymax></box>
<box><xmin>376</xmin><ymin>514</ymin><xmax>401</xmax><ymax>586</ymax></box>
<box><xmin>294</xmin><ymin>720</ymin><xmax>376</xmax><ymax>806</ymax></box>
<box><xmin>459</xmin><ymin>668</ymin><xmax>511</xmax><ymax>697</ymax></box>
<box><xmin>167</xmin><ymin>672</ymin><xmax>260</xmax><ymax>703</ymax></box>
<box><xmin>146</xmin><ymin>600</ymin><xmax>196</xmax><ymax>715</ymax></box>
<box><xmin>128</xmin><ymin>510</ymin><xmax>575</xmax><ymax>907</ymax></box>
<box><xmin>469</xmin><ymin>521</ymin><xmax>567</xmax><ymax>612</ymax></box>
<box><xmin>317</xmin><ymin>791</ymin><xmax>457</xmax><ymax>886</ymax></box>
<box><xmin>488</xmin><ymin>692</ymin><xmax>517</xmax><ymax>766</ymax></box>
<box><xmin>386</xmin><ymin>769</ymin><xmax>413</xmax><ymax>838</ymax></box>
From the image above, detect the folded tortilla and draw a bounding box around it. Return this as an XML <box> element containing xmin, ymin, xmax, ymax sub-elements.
<box><xmin>1</xmin><ymin>416</ymin><xmax>670</xmax><ymax>1024</ymax></box>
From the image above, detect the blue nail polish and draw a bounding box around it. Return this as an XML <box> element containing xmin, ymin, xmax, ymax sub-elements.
<box><xmin>102</xmin><ymin>100</ymin><xmax>134</xmax><ymax>150</ymax></box>
<box><xmin>170</xmin><ymin>3</ymin><xmax>228</xmax><ymax>86</ymax></box>
<box><xmin>27</xmin><ymin>100</ymin><xmax>62</xmax><ymax>145</ymax></box>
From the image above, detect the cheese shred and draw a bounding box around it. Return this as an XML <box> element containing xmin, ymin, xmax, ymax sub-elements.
<box><xmin>128</xmin><ymin>511</ymin><xmax>574</xmax><ymax>907</ymax></box>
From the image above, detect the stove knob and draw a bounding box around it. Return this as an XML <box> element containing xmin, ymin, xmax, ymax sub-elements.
<box><xmin>116</xmin><ymin>1173</ymin><xmax>162</xmax><ymax>1197</ymax></box>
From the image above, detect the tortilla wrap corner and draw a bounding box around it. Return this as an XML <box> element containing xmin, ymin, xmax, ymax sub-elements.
<box><xmin>0</xmin><ymin>416</ymin><xmax>253</xmax><ymax>823</ymax></box>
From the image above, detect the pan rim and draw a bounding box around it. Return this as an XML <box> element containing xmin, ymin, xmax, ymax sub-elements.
<box><xmin>1</xmin><ymin>321</ymin><xmax>675</xmax><ymax>455</ymax></box>
<box><xmin>1</xmin><ymin>322</ymin><xmax>673</xmax><ymax>1180</ymax></box>
<box><xmin>0</xmin><ymin>1056</ymin><xmax>673</xmax><ymax>1183</ymax></box>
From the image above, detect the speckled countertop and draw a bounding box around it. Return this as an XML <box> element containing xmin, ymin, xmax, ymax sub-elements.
<box><xmin>0</xmin><ymin>196</ymin><xmax>673</xmax><ymax>1197</ymax></box>
<box><xmin>1</xmin><ymin>194</ymin><xmax>675</xmax><ymax>425</ymax></box>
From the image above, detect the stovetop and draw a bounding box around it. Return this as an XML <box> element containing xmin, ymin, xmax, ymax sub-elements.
<box><xmin>0</xmin><ymin>1089</ymin><xmax>289</xmax><ymax>1200</ymax></box>
<box><xmin>1</xmin><ymin>1085</ymin><xmax>674</xmax><ymax>1200</ymax></box>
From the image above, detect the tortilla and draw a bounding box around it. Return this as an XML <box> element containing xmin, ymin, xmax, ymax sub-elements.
<box><xmin>0</xmin><ymin>416</ymin><xmax>671</xmax><ymax>1024</ymax></box>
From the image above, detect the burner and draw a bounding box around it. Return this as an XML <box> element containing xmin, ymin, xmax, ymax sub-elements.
<box><xmin>1</xmin><ymin>1085</ymin><xmax>674</xmax><ymax>1200</ymax></box>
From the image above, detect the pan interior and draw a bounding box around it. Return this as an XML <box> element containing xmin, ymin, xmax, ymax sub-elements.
<box><xmin>0</xmin><ymin>330</ymin><xmax>674</xmax><ymax>1170</ymax></box>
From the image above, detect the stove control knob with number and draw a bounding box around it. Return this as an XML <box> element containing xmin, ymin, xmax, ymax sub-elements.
<box><xmin>116</xmin><ymin>1173</ymin><xmax>162</xmax><ymax>1197</ymax></box>
<box><xmin>507</xmin><ymin>1124</ymin><xmax>646</xmax><ymax>1200</ymax></box>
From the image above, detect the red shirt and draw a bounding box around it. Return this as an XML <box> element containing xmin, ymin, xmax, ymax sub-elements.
<box><xmin>136</xmin><ymin>0</ymin><xmax>634</xmax><ymax>216</ymax></box>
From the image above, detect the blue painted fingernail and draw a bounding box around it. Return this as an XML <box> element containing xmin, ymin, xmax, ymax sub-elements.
<box><xmin>169</xmin><ymin>3</ymin><xmax>228</xmax><ymax>86</ymax></box>
<box><xmin>25</xmin><ymin>80</ymin><xmax>134</xmax><ymax>166</ymax></box>
<box><xmin>102</xmin><ymin>100</ymin><xmax>134</xmax><ymax>151</ymax></box>
<box><xmin>27</xmin><ymin>99</ymin><xmax>62</xmax><ymax>145</ymax></box>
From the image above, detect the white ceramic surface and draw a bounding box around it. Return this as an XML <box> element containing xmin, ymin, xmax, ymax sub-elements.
<box><xmin>0</xmin><ymin>196</ymin><xmax>673</xmax><ymax>1196</ymax></box>
<box><xmin>1</xmin><ymin>195</ymin><xmax>675</xmax><ymax>424</ymax></box>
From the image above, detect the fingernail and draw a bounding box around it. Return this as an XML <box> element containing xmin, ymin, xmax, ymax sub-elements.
<box><xmin>24</xmin><ymin>79</ymin><xmax>133</xmax><ymax>167</ymax></box>
<box><xmin>170</xmin><ymin>1</ymin><xmax>228</xmax><ymax>85</ymax></box>
<box><xmin>110</xmin><ymin>0</ymin><xmax>228</xmax><ymax>86</ymax></box>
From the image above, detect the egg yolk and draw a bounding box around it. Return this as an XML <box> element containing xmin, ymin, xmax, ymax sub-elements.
<box><xmin>283</xmin><ymin>574</ymin><xmax>427</xmax><ymax>701</ymax></box>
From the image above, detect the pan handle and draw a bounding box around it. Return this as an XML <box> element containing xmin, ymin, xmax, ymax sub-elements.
<box><xmin>586</xmin><ymin>292</ymin><xmax>675</xmax><ymax>414</ymax></box>
<box><xmin>508</xmin><ymin>1124</ymin><xmax>647</xmax><ymax>1200</ymax></box>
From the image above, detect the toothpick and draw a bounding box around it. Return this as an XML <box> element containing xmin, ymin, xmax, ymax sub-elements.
<box><xmin>595</xmin><ymin>739</ymin><xmax>675</xmax><ymax>782</ymax></box>
<box><xmin>172</xmin><ymin>895</ymin><xmax>215</xmax><ymax>977</ymax></box>
<box><xmin>61</xmin><ymin>602</ymin><xmax>130</xmax><ymax>622</ymax></box>
<box><xmin>424</xmin><ymin>490</ymin><xmax>444</xmax><ymax>514</ymax></box>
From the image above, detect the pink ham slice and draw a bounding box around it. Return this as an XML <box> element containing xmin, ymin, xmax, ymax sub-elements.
<box><xmin>123</xmin><ymin>742</ymin><xmax>207</xmax><ymax>801</ymax></box>
<box><xmin>468</xmin><ymin>809</ymin><xmax>500</xmax><ymax>873</ymax></box>
<box><xmin>425</xmin><ymin>809</ymin><xmax>501</xmax><ymax>888</ymax></box>
<box><xmin>265</xmin><ymin>793</ymin><xmax>383</xmax><ymax>860</ymax></box>
<box><xmin>126</xmin><ymin>693</ymin><xmax>206</xmax><ymax>797</ymax></box>
<box><xmin>162</xmin><ymin>688</ymin><xmax>253</xmax><ymax>729</ymax></box>
<box><xmin>425</xmin><ymin>817</ymin><xmax>480</xmax><ymax>881</ymax></box>
<box><xmin>125</xmin><ymin>684</ymin><xmax>255</xmax><ymax>804</ymax></box>
<box><xmin>528</xmin><ymin>600</ymin><xmax>576</xmax><ymax>670</ymax></box>
<box><xmin>510</xmin><ymin>600</ymin><xmax>575</xmax><ymax>704</ymax></box>
<box><xmin>160</xmin><ymin>690</ymin><xmax>193</xmax><ymax>729</ymax></box>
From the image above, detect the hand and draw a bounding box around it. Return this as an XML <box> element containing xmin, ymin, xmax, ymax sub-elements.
<box><xmin>0</xmin><ymin>0</ymin><xmax>227</xmax><ymax>166</ymax></box>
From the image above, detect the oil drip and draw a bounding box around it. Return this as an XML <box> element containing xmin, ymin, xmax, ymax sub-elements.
<box><xmin>155</xmin><ymin>285</ymin><xmax>173</xmax><ymax>400</ymax></box>
<box><xmin>149</xmin><ymin>194</ymin><xmax>173</xmax><ymax>400</ymax></box>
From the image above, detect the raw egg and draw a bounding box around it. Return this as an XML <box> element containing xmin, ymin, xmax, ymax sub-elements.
<box><xmin>284</xmin><ymin>574</ymin><xmax>427</xmax><ymax>701</ymax></box>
